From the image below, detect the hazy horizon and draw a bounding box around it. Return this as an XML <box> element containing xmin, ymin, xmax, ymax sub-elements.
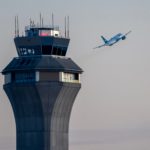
<box><xmin>1</xmin><ymin>128</ymin><xmax>150</xmax><ymax>150</ymax></box>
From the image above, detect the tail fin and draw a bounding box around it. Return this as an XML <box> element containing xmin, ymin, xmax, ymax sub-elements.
<box><xmin>101</xmin><ymin>36</ymin><xmax>108</xmax><ymax>43</ymax></box>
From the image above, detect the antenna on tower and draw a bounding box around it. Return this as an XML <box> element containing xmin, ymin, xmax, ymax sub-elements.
<box><xmin>42</xmin><ymin>17</ymin><xmax>44</xmax><ymax>27</ymax></box>
<box><xmin>52</xmin><ymin>13</ymin><xmax>54</xmax><ymax>29</ymax></box>
<box><xmin>67</xmin><ymin>16</ymin><xmax>70</xmax><ymax>38</ymax></box>
<box><xmin>15</xmin><ymin>16</ymin><xmax>17</xmax><ymax>37</ymax></box>
<box><xmin>65</xmin><ymin>16</ymin><xmax>67</xmax><ymax>37</ymax></box>
<box><xmin>40</xmin><ymin>13</ymin><xmax>42</xmax><ymax>27</ymax></box>
<box><xmin>29</xmin><ymin>18</ymin><xmax>32</xmax><ymax>27</ymax></box>
<box><xmin>16</xmin><ymin>16</ymin><xmax>19</xmax><ymax>37</ymax></box>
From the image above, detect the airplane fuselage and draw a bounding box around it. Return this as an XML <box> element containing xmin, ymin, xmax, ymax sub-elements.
<box><xmin>106</xmin><ymin>33</ymin><xmax>124</xmax><ymax>46</ymax></box>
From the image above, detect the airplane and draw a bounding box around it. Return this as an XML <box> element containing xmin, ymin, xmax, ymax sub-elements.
<box><xmin>93</xmin><ymin>31</ymin><xmax>131</xmax><ymax>49</ymax></box>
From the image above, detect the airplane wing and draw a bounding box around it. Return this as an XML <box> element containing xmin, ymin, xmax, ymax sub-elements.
<box><xmin>93</xmin><ymin>44</ymin><xmax>106</xmax><ymax>49</ymax></box>
<box><xmin>125</xmin><ymin>30</ymin><xmax>131</xmax><ymax>36</ymax></box>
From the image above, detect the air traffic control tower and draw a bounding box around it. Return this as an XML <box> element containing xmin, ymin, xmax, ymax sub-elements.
<box><xmin>2</xmin><ymin>19</ymin><xmax>82</xmax><ymax>150</ymax></box>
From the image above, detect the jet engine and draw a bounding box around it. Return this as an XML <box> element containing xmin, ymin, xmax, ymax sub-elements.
<box><xmin>122</xmin><ymin>36</ymin><xmax>126</xmax><ymax>40</ymax></box>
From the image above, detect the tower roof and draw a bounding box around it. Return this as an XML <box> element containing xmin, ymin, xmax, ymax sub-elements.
<box><xmin>2</xmin><ymin>56</ymin><xmax>83</xmax><ymax>74</ymax></box>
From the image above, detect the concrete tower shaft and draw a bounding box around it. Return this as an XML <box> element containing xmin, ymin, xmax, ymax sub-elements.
<box><xmin>4</xmin><ymin>82</ymin><xmax>80</xmax><ymax>150</ymax></box>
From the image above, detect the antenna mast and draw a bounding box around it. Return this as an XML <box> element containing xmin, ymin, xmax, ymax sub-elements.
<box><xmin>16</xmin><ymin>16</ymin><xmax>19</xmax><ymax>37</ymax></box>
<box><xmin>42</xmin><ymin>17</ymin><xmax>44</xmax><ymax>27</ymax></box>
<box><xmin>65</xmin><ymin>16</ymin><xmax>66</xmax><ymax>37</ymax></box>
<box><xmin>40</xmin><ymin>13</ymin><xmax>42</xmax><ymax>27</ymax></box>
<box><xmin>67</xmin><ymin>16</ymin><xmax>69</xmax><ymax>38</ymax></box>
<box><xmin>29</xmin><ymin>18</ymin><xmax>32</xmax><ymax>27</ymax></box>
<box><xmin>15</xmin><ymin>16</ymin><xmax>16</xmax><ymax>37</ymax></box>
<box><xmin>52</xmin><ymin>13</ymin><xmax>54</xmax><ymax>29</ymax></box>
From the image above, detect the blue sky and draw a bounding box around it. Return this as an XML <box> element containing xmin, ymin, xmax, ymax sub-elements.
<box><xmin>0</xmin><ymin>0</ymin><xmax>150</xmax><ymax>149</ymax></box>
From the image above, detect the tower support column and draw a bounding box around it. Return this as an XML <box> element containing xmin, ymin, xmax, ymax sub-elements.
<box><xmin>4</xmin><ymin>82</ymin><xmax>81</xmax><ymax>150</ymax></box>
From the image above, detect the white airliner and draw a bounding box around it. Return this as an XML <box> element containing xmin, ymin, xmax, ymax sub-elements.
<box><xmin>93</xmin><ymin>31</ymin><xmax>131</xmax><ymax>49</ymax></box>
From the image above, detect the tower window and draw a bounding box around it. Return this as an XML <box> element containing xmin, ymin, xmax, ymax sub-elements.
<box><xmin>74</xmin><ymin>73</ymin><xmax>79</xmax><ymax>80</ymax></box>
<box><xmin>60</xmin><ymin>72</ymin><xmax>80</xmax><ymax>83</ymax></box>
<box><xmin>5</xmin><ymin>73</ymin><xmax>11</xmax><ymax>84</ymax></box>
<box><xmin>42</xmin><ymin>45</ymin><xmax>52</xmax><ymax>55</ymax></box>
<box><xmin>14</xmin><ymin>72</ymin><xmax>35</xmax><ymax>83</ymax></box>
<box><xmin>52</xmin><ymin>47</ymin><xmax>58</xmax><ymax>55</ymax></box>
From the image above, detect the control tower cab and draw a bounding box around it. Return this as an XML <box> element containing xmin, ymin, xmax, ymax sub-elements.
<box><xmin>15</xmin><ymin>24</ymin><xmax>69</xmax><ymax>56</ymax></box>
